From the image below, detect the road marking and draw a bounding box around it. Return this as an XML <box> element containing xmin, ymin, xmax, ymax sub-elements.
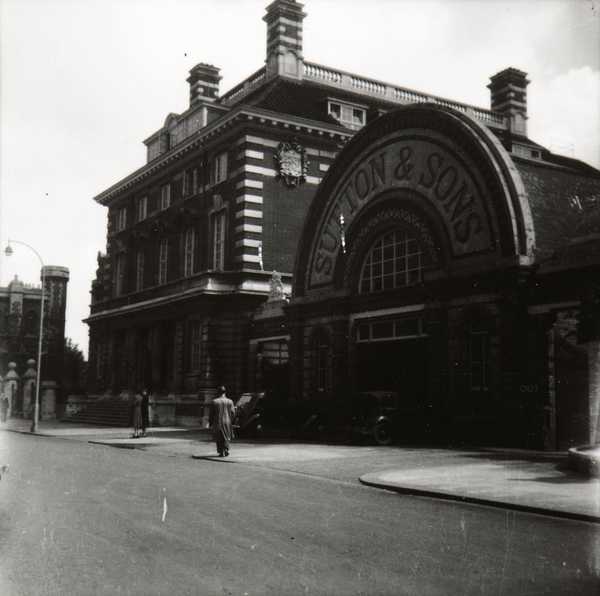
<box><xmin>162</xmin><ymin>488</ymin><xmax>168</xmax><ymax>522</ymax></box>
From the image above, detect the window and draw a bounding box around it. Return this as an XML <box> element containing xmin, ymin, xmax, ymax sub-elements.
<box><xmin>135</xmin><ymin>250</ymin><xmax>145</xmax><ymax>292</ymax></box>
<box><xmin>160</xmin><ymin>184</ymin><xmax>171</xmax><ymax>210</ymax></box>
<box><xmin>182</xmin><ymin>171</ymin><xmax>189</xmax><ymax>198</ymax></box>
<box><xmin>328</xmin><ymin>101</ymin><xmax>366</xmax><ymax>130</ymax></box>
<box><xmin>25</xmin><ymin>310</ymin><xmax>38</xmax><ymax>335</ymax></box>
<box><xmin>470</xmin><ymin>331</ymin><xmax>489</xmax><ymax>391</ymax></box>
<box><xmin>211</xmin><ymin>210</ymin><xmax>226</xmax><ymax>270</ymax></box>
<box><xmin>359</xmin><ymin>230</ymin><xmax>423</xmax><ymax>294</ymax></box>
<box><xmin>183</xmin><ymin>228</ymin><xmax>195</xmax><ymax>277</ymax></box>
<box><xmin>114</xmin><ymin>253</ymin><xmax>126</xmax><ymax>296</ymax></box>
<box><xmin>95</xmin><ymin>341</ymin><xmax>104</xmax><ymax>379</ymax></box>
<box><xmin>192</xmin><ymin>168</ymin><xmax>199</xmax><ymax>195</ymax></box>
<box><xmin>158</xmin><ymin>238</ymin><xmax>168</xmax><ymax>285</ymax></box>
<box><xmin>314</xmin><ymin>329</ymin><xmax>330</xmax><ymax>393</ymax></box>
<box><xmin>213</xmin><ymin>152</ymin><xmax>228</xmax><ymax>185</ymax></box>
<box><xmin>189</xmin><ymin>320</ymin><xmax>206</xmax><ymax>371</ymax></box>
<box><xmin>116</xmin><ymin>207</ymin><xmax>127</xmax><ymax>232</ymax></box>
<box><xmin>136</xmin><ymin>196</ymin><xmax>148</xmax><ymax>222</ymax></box>
<box><xmin>357</xmin><ymin>317</ymin><xmax>423</xmax><ymax>343</ymax></box>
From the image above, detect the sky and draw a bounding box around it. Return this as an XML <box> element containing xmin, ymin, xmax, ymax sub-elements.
<box><xmin>1</xmin><ymin>0</ymin><xmax>599</xmax><ymax>358</ymax></box>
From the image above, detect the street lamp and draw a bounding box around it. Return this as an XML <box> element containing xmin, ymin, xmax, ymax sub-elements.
<box><xmin>4</xmin><ymin>239</ymin><xmax>45</xmax><ymax>433</ymax></box>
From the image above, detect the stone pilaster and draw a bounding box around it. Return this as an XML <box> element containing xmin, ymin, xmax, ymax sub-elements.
<box><xmin>41</xmin><ymin>380</ymin><xmax>57</xmax><ymax>420</ymax></box>
<box><xmin>22</xmin><ymin>359</ymin><xmax>37</xmax><ymax>418</ymax></box>
<box><xmin>588</xmin><ymin>340</ymin><xmax>600</xmax><ymax>444</ymax></box>
<box><xmin>173</xmin><ymin>321</ymin><xmax>185</xmax><ymax>393</ymax></box>
<box><xmin>544</xmin><ymin>319</ymin><xmax>557</xmax><ymax>450</ymax></box>
<box><xmin>4</xmin><ymin>362</ymin><xmax>19</xmax><ymax>419</ymax></box>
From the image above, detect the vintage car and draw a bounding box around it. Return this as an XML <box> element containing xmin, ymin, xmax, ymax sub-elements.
<box><xmin>235</xmin><ymin>392</ymin><xmax>309</xmax><ymax>438</ymax></box>
<box><xmin>234</xmin><ymin>392</ymin><xmax>265</xmax><ymax>437</ymax></box>
<box><xmin>299</xmin><ymin>390</ymin><xmax>403</xmax><ymax>445</ymax></box>
<box><xmin>349</xmin><ymin>390</ymin><xmax>402</xmax><ymax>445</ymax></box>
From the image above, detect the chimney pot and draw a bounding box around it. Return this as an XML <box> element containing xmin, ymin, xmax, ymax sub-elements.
<box><xmin>187</xmin><ymin>63</ymin><xmax>222</xmax><ymax>106</ymax></box>
<box><xmin>264</xmin><ymin>0</ymin><xmax>307</xmax><ymax>80</ymax></box>
<box><xmin>488</xmin><ymin>67</ymin><xmax>530</xmax><ymax>135</ymax></box>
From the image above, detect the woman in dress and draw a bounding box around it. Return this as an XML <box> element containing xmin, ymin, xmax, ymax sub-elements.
<box><xmin>132</xmin><ymin>391</ymin><xmax>143</xmax><ymax>438</ymax></box>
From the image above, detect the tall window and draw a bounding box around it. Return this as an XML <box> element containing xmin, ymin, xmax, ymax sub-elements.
<box><xmin>314</xmin><ymin>329</ymin><xmax>330</xmax><ymax>393</ymax></box>
<box><xmin>136</xmin><ymin>196</ymin><xmax>148</xmax><ymax>222</ymax></box>
<box><xmin>182</xmin><ymin>170</ymin><xmax>189</xmax><ymax>198</ymax></box>
<box><xmin>135</xmin><ymin>250</ymin><xmax>145</xmax><ymax>292</ymax></box>
<box><xmin>183</xmin><ymin>228</ymin><xmax>195</xmax><ymax>277</ymax></box>
<box><xmin>192</xmin><ymin>168</ymin><xmax>199</xmax><ymax>195</ymax></box>
<box><xmin>158</xmin><ymin>238</ymin><xmax>169</xmax><ymax>285</ymax></box>
<box><xmin>470</xmin><ymin>331</ymin><xmax>489</xmax><ymax>391</ymax></box>
<box><xmin>211</xmin><ymin>210</ymin><xmax>226</xmax><ymax>270</ymax></box>
<box><xmin>189</xmin><ymin>320</ymin><xmax>206</xmax><ymax>371</ymax></box>
<box><xmin>160</xmin><ymin>184</ymin><xmax>171</xmax><ymax>210</ymax></box>
<box><xmin>213</xmin><ymin>152</ymin><xmax>228</xmax><ymax>185</ymax></box>
<box><xmin>116</xmin><ymin>207</ymin><xmax>127</xmax><ymax>232</ymax></box>
<box><xmin>114</xmin><ymin>253</ymin><xmax>126</xmax><ymax>296</ymax></box>
<box><xmin>359</xmin><ymin>230</ymin><xmax>423</xmax><ymax>294</ymax></box>
<box><xmin>95</xmin><ymin>341</ymin><xmax>104</xmax><ymax>380</ymax></box>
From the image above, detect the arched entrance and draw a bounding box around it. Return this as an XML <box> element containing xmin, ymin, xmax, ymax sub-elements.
<box><xmin>290</xmin><ymin>104</ymin><xmax>541</xmax><ymax>446</ymax></box>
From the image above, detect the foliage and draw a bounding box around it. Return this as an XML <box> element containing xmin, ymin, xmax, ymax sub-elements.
<box><xmin>62</xmin><ymin>338</ymin><xmax>87</xmax><ymax>394</ymax></box>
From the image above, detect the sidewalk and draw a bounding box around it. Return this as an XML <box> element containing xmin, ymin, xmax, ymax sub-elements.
<box><xmin>360</xmin><ymin>454</ymin><xmax>600</xmax><ymax>523</ymax></box>
<box><xmin>2</xmin><ymin>419</ymin><xmax>598</xmax><ymax>523</ymax></box>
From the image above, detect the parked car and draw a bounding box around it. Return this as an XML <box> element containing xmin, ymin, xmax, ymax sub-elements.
<box><xmin>349</xmin><ymin>390</ymin><xmax>402</xmax><ymax>445</ymax></box>
<box><xmin>299</xmin><ymin>390</ymin><xmax>403</xmax><ymax>445</ymax></box>
<box><xmin>234</xmin><ymin>392</ymin><xmax>265</xmax><ymax>437</ymax></box>
<box><xmin>235</xmin><ymin>391</ymin><xmax>301</xmax><ymax>437</ymax></box>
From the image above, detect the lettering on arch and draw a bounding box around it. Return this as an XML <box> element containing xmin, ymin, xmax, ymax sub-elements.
<box><xmin>309</xmin><ymin>138</ymin><xmax>496</xmax><ymax>288</ymax></box>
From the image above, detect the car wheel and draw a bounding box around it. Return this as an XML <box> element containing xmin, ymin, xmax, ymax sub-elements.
<box><xmin>374</xmin><ymin>422</ymin><xmax>393</xmax><ymax>446</ymax></box>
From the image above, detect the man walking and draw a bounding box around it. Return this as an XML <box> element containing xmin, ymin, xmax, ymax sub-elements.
<box><xmin>210</xmin><ymin>386</ymin><xmax>235</xmax><ymax>457</ymax></box>
<box><xmin>141</xmin><ymin>390</ymin><xmax>150</xmax><ymax>437</ymax></box>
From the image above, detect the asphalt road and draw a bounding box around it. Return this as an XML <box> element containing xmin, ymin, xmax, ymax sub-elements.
<box><xmin>0</xmin><ymin>432</ymin><xmax>598</xmax><ymax>596</ymax></box>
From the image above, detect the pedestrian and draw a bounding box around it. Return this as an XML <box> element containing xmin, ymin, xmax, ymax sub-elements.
<box><xmin>210</xmin><ymin>386</ymin><xmax>236</xmax><ymax>457</ymax></box>
<box><xmin>131</xmin><ymin>390</ymin><xmax>143</xmax><ymax>439</ymax></box>
<box><xmin>0</xmin><ymin>393</ymin><xmax>8</xmax><ymax>423</ymax></box>
<box><xmin>141</xmin><ymin>390</ymin><xmax>150</xmax><ymax>437</ymax></box>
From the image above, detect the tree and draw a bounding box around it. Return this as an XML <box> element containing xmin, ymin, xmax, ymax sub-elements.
<box><xmin>62</xmin><ymin>338</ymin><xmax>87</xmax><ymax>395</ymax></box>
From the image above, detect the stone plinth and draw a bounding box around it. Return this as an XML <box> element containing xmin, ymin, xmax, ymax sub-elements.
<box><xmin>41</xmin><ymin>381</ymin><xmax>57</xmax><ymax>420</ymax></box>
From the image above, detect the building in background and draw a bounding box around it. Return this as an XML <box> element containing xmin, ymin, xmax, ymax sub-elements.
<box><xmin>0</xmin><ymin>267</ymin><xmax>70</xmax><ymax>417</ymax></box>
<box><xmin>86</xmin><ymin>0</ymin><xmax>600</xmax><ymax>447</ymax></box>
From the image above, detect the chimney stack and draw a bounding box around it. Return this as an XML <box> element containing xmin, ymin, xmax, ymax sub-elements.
<box><xmin>264</xmin><ymin>0</ymin><xmax>306</xmax><ymax>80</ymax></box>
<box><xmin>187</xmin><ymin>63</ymin><xmax>222</xmax><ymax>106</ymax></box>
<box><xmin>488</xmin><ymin>67</ymin><xmax>530</xmax><ymax>135</ymax></box>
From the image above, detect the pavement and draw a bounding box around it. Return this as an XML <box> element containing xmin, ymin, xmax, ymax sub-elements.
<box><xmin>2</xmin><ymin>418</ymin><xmax>599</xmax><ymax>523</ymax></box>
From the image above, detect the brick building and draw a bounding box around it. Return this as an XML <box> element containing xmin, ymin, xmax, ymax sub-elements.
<box><xmin>0</xmin><ymin>267</ymin><xmax>70</xmax><ymax>416</ymax></box>
<box><xmin>87</xmin><ymin>0</ymin><xmax>599</xmax><ymax>446</ymax></box>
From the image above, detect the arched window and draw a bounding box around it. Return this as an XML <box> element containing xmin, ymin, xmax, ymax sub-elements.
<box><xmin>25</xmin><ymin>310</ymin><xmax>38</xmax><ymax>335</ymax></box>
<box><xmin>359</xmin><ymin>229</ymin><xmax>424</xmax><ymax>294</ymax></box>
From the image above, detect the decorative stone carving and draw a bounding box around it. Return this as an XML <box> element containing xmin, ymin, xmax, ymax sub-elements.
<box><xmin>268</xmin><ymin>271</ymin><xmax>287</xmax><ymax>302</ymax></box>
<box><xmin>274</xmin><ymin>141</ymin><xmax>309</xmax><ymax>188</ymax></box>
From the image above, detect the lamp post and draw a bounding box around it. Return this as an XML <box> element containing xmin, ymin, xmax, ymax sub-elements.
<box><xmin>4</xmin><ymin>239</ymin><xmax>45</xmax><ymax>433</ymax></box>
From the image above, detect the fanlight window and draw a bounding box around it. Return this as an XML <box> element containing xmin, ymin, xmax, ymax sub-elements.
<box><xmin>359</xmin><ymin>230</ymin><xmax>423</xmax><ymax>294</ymax></box>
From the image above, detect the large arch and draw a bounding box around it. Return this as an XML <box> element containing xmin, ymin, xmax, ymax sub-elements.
<box><xmin>294</xmin><ymin>104</ymin><xmax>534</xmax><ymax>298</ymax></box>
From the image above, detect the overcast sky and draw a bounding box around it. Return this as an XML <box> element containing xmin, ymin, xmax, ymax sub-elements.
<box><xmin>1</xmin><ymin>0</ymin><xmax>599</xmax><ymax>358</ymax></box>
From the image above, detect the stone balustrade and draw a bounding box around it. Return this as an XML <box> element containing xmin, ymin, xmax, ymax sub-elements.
<box><xmin>303</xmin><ymin>61</ymin><xmax>507</xmax><ymax>128</ymax></box>
<box><xmin>220</xmin><ymin>67</ymin><xmax>267</xmax><ymax>106</ymax></box>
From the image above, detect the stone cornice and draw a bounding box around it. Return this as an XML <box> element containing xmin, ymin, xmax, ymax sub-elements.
<box><xmin>86</xmin><ymin>269</ymin><xmax>292</xmax><ymax>322</ymax></box>
<box><xmin>93</xmin><ymin>106</ymin><xmax>352</xmax><ymax>207</ymax></box>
